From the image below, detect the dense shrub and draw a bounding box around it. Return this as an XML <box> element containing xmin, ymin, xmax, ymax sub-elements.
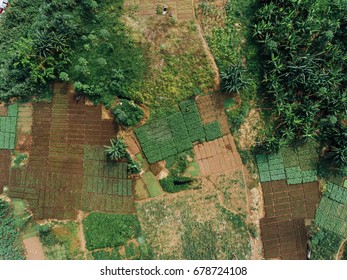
<box><xmin>160</xmin><ymin>176</ymin><xmax>193</xmax><ymax>193</ymax></box>
<box><xmin>113</xmin><ymin>99</ymin><xmax>144</xmax><ymax>127</ymax></box>
<box><xmin>0</xmin><ymin>199</ymin><xmax>25</xmax><ymax>260</ymax></box>
<box><xmin>83</xmin><ymin>213</ymin><xmax>142</xmax><ymax>250</ymax></box>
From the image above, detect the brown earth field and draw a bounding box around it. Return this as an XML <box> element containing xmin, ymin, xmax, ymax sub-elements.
<box><xmin>7</xmin><ymin>83</ymin><xmax>135</xmax><ymax>220</ymax></box>
<box><xmin>260</xmin><ymin>180</ymin><xmax>320</xmax><ymax>259</ymax></box>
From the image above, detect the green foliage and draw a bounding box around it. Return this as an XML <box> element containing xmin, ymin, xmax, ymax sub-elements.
<box><xmin>0</xmin><ymin>104</ymin><xmax>18</xmax><ymax>149</ymax></box>
<box><xmin>310</xmin><ymin>227</ymin><xmax>342</xmax><ymax>260</ymax></box>
<box><xmin>325</xmin><ymin>182</ymin><xmax>347</xmax><ymax>204</ymax></box>
<box><xmin>254</xmin><ymin>0</ymin><xmax>347</xmax><ymax>168</ymax></box>
<box><xmin>92</xmin><ymin>249</ymin><xmax>121</xmax><ymax>260</ymax></box>
<box><xmin>113</xmin><ymin>99</ymin><xmax>144</xmax><ymax>127</ymax></box>
<box><xmin>0</xmin><ymin>199</ymin><xmax>25</xmax><ymax>260</ymax></box>
<box><xmin>83</xmin><ymin>213</ymin><xmax>142</xmax><ymax>251</ymax></box>
<box><xmin>160</xmin><ymin>176</ymin><xmax>193</xmax><ymax>193</ymax></box>
<box><xmin>315</xmin><ymin>196</ymin><xmax>347</xmax><ymax>238</ymax></box>
<box><xmin>135</xmin><ymin>99</ymin><xmax>209</xmax><ymax>164</ymax></box>
<box><xmin>221</xmin><ymin>63</ymin><xmax>249</xmax><ymax>94</ymax></box>
<box><xmin>0</xmin><ymin>0</ymin><xmax>146</xmax><ymax>104</ymax></box>
<box><xmin>203</xmin><ymin>121</ymin><xmax>222</xmax><ymax>142</ymax></box>
<box><xmin>38</xmin><ymin>221</ymin><xmax>81</xmax><ymax>260</ymax></box>
<box><xmin>104</xmin><ymin>137</ymin><xmax>127</xmax><ymax>161</ymax></box>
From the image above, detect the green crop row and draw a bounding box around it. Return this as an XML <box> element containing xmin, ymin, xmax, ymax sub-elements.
<box><xmin>0</xmin><ymin>104</ymin><xmax>18</xmax><ymax>149</ymax></box>
<box><xmin>325</xmin><ymin>182</ymin><xmax>347</xmax><ymax>204</ymax></box>
<box><xmin>179</xmin><ymin>100</ymin><xmax>205</xmax><ymax>142</ymax></box>
<box><xmin>256</xmin><ymin>153</ymin><xmax>285</xmax><ymax>182</ymax></box>
<box><xmin>136</xmin><ymin>100</ymin><xmax>223</xmax><ymax>163</ymax></box>
<box><xmin>315</xmin><ymin>196</ymin><xmax>347</xmax><ymax>238</ymax></box>
<box><xmin>204</xmin><ymin>121</ymin><xmax>222</xmax><ymax>142</ymax></box>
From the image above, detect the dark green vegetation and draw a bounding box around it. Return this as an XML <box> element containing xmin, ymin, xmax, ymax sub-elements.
<box><xmin>160</xmin><ymin>176</ymin><xmax>193</xmax><ymax>193</ymax></box>
<box><xmin>113</xmin><ymin>99</ymin><xmax>144</xmax><ymax>127</ymax></box>
<box><xmin>0</xmin><ymin>198</ymin><xmax>25</xmax><ymax>260</ymax></box>
<box><xmin>0</xmin><ymin>0</ymin><xmax>145</xmax><ymax>104</ymax></box>
<box><xmin>221</xmin><ymin>63</ymin><xmax>249</xmax><ymax>94</ymax></box>
<box><xmin>310</xmin><ymin>227</ymin><xmax>342</xmax><ymax>260</ymax></box>
<box><xmin>83</xmin><ymin>212</ymin><xmax>152</xmax><ymax>260</ymax></box>
<box><xmin>197</xmin><ymin>0</ymin><xmax>261</xmax><ymax>132</ymax></box>
<box><xmin>38</xmin><ymin>222</ymin><xmax>82</xmax><ymax>260</ymax></box>
<box><xmin>254</xmin><ymin>0</ymin><xmax>347</xmax><ymax>168</ymax></box>
<box><xmin>83</xmin><ymin>212</ymin><xmax>141</xmax><ymax>250</ymax></box>
<box><xmin>104</xmin><ymin>137</ymin><xmax>127</xmax><ymax>161</ymax></box>
<box><xmin>135</xmin><ymin>100</ymin><xmax>223</xmax><ymax>163</ymax></box>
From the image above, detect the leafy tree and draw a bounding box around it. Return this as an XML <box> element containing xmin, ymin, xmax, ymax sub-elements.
<box><xmin>104</xmin><ymin>137</ymin><xmax>127</xmax><ymax>161</ymax></box>
<box><xmin>221</xmin><ymin>63</ymin><xmax>249</xmax><ymax>94</ymax></box>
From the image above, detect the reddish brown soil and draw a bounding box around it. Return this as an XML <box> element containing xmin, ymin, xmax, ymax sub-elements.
<box><xmin>8</xmin><ymin>83</ymin><xmax>134</xmax><ymax>220</ymax></box>
<box><xmin>260</xmin><ymin>180</ymin><xmax>320</xmax><ymax>259</ymax></box>
<box><xmin>0</xmin><ymin>150</ymin><xmax>11</xmax><ymax>190</ymax></box>
<box><xmin>193</xmin><ymin>134</ymin><xmax>242</xmax><ymax>176</ymax></box>
<box><xmin>23</xmin><ymin>236</ymin><xmax>45</xmax><ymax>260</ymax></box>
<box><xmin>0</xmin><ymin>105</ymin><xmax>8</xmax><ymax>116</ymax></box>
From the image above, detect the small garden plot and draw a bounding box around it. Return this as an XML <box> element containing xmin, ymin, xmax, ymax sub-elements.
<box><xmin>255</xmin><ymin>153</ymin><xmax>285</xmax><ymax>182</ymax></box>
<box><xmin>203</xmin><ymin>121</ymin><xmax>222</xmax><ymax>142</ymax></box>
<box><xmin>325</xmin><ymin>182</ymin><xmax>347</xmax><ymax>204</ymax></box>
<box><xmin>0</xmin><ymin>150</ymin><xmax>10</xmax><ymax>189</ymax></box>
<box><xmin>315</xmin><ymin>196</ymin><xmax>347</xmax><ymax>238</ymax></box>
<box><xmin>256</xmin><ymin>141</ymin><xmax>318</xmax><ymax>184</ymax></box>
<box><xmin>135</xmin><ymin>99</ymin><xmax>224</xmax><ymax>164</ymax></box>
<box><xmin>179</xmin><ymin>100</ymin><xmax>205</xmax><ymax>142</ymax></box>
<box><xmin>0</xmin><ymin>104</ymin><xmax>18</xmax><ymax>150</ymax></box>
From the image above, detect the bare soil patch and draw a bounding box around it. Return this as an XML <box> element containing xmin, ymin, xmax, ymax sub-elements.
<box><xmin>23</xmin><ymin>236</ymin><xmax>45</xmax><ymax>260</ymax></box>
<box><xmin>238</xmin><ymin>109</ymin><xmax>262</xmax><ymax>150</ymax></box>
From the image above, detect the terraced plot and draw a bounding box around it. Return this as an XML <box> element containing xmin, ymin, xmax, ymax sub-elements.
<box><xmin>0</xmin><ymin>150</ymin><xmax>11</xmax><ymax>190</ymax></box>
<box><xmin>8</xmin><ymin>83</ymin><xmax>134</xmax><ymax>220</ymax></box>
<box><xmin>0</xmin><ymin>104</ymin><xmax>18</xmax><ymax>149</ymax></box>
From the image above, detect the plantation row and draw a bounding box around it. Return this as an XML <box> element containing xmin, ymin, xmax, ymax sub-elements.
<box><xmin>0</xmin><ymin>104</ymin><xmax>18</xmax><ymax>149</ymax></box>
<box><xmin>135</xmin><ymin>100</ymin><xmax>222</xmax><ymax>163</ymax></box>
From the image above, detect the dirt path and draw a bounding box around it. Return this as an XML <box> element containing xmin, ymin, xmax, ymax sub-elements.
<box><xmin>196</xmin><ymin>22</ymin><xmax>220</xmax><ymax>91</ymax></box>
<box><xmin>77</xmin><ymin>210</ymin><xmax>88</xmax><ymax>259</ymax></box>
<box><xmin>336</xmin><ymin>238</ymin><xmax>347</xmax><ymax>260</ymax></box>
<box><xmin>23</xmin><ymin>236</ymin><xmax>45</xmax><ymax>260</ymax></box>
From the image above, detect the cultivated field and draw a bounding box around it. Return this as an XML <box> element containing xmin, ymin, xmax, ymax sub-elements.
<box><xmin>8</xmin><ymin>83</ymin><xmax>135</xmax><ymax>220</ymax></box>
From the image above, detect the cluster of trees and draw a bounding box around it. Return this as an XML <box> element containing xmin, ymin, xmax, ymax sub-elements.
<box><xmin>254</xmin><ymin>0</ymin><xmax>346</xmax><ymax>169</ymax></box>
<box><xmin>0</xmin><ymin>0</ymin><xmax>145</xmax><ymax>104</ymax></box>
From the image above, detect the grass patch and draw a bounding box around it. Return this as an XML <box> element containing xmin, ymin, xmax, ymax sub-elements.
<box><xmin>38</xmin><ymin>221</ymin><xmax>82</xmax><ymax>260</ymax></box>
<box><xmin>83</xmin><ymin>213</ymin><xmax>142</xmax><ymax>251</ymax></box>
<box><xmin>126</xmin><ymin>16</ymin><xmax>214</xmax><ymax>113</ymax></box>
<box><xmin>142</xmin><ymin>172</ymin><xmax>163</xmax><ymax>197</ymax></box>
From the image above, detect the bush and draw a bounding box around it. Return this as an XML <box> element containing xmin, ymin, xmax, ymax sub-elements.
<box><xmin>160</xmin><ymin>176</ymin><xmax>193</xmax><ymax>193</ymax></box>
<box><xmin>113</xmin><ymin>99</ymin><xmax>144</xmax><ymax>127</ymax></box>
<box><xmin>83</xmin><ymin>213</ymin><xmax>142</xmax><ymax>251</ymax></box>
<box><xmin>104</xmin><ymin>137</ymin><xmax>127</xmax><ymax>161</ymax></box>
<box><xmin>221</xmin><ymin>63</ymin><xmax>248</xmax><ymax>94</ymax></box>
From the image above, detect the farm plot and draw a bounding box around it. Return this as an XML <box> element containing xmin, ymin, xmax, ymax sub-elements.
<box><xmin>83</xmin><ymin>146</ymin><xmax>134</xmax><ymax>213</ymax></box>
<box><xmin>15</xmin><ymin>104</ymin><xmax>33</xmax><ymax>152</ymax></box>
<box><xmin>124</xmin><ymin>0</ymin><xmax>195</xmax><ymax>21</ymax></box>
<box><xmin>315</xmin><ymin>196</ymin><xmax>347</xmax><ymax>238</ymax></box>
<box><xmin>260</xmin><ymin>180</ymin><xmax>320</xmax><ymax>259</ymax></box>
<box><xmin>193</xmin><ymin>134</ymin><xmax>242</xmax><ymax>177</ymax></box>
<box><xmin>8</xmin><ymin>83</ymin><xmax>134</xmax><ymax>220</ymax></box>
<box><xmin>0</xmin><ymin>104</ymin><xmax>18</xmax><ymax>150</ymax></box>
<box><xmin>135</xmin><ymin>99</ymin><xmax>224</xmax><ymax>164</ymax></box>
<box><xmin>0</xmin><ymin>150</ymin><xmax>11</xmax><ymax>190</ymax></box>
<box><xmin>256</xmin><ymin>140</ymin><xmax>318</xmax><ymax>184</ymax></box>
<box><xmin>195</xmin><ymin>94</ymin><xmax>230</xmax><ymax>135</ymax></box>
